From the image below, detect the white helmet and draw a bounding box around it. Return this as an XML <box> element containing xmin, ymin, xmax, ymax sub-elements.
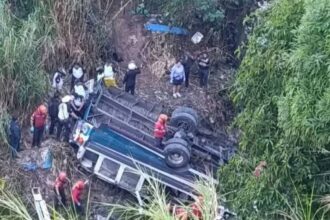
<box><xmin>128</xmin><ymin>62</ymin><xmax>137</xmax><ymax>70</ymax></box>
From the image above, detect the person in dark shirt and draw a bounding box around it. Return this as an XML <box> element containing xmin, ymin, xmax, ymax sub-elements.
<box><xmin>123</xmin><ymin>61</ymin><xmax>141</xmax><ymax>95</ymax></box>
<box><xmin>197</xmin><ymin>53</ymin><xmax>210</xmax><ymax>88</ymax></box>
<box><xmin>181</xmin><ymin>52</ymin><xmax>194</xmax><ymax>88</ymax></box>
<box><xmin>8</xmin><ymin>113</ymin><xmax>21</xmax><ymax>158</ymax></box>
<box><xmin>48</xmin><ymin>93</ymin><xmax>60</xmax><ymax>135</ymax></box>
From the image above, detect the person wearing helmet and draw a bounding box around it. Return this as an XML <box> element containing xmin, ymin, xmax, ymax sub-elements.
<box><xmin>123</xmin><ymin>61</ymin><xmax>141</xmax><ymax>95</ymax></box>
<box><xmin>71</xmin><ymin>180</ymin><xmax>86</xmax><ymax>214</ymax></box>
<box><xmin>153</xmin><ymin>114</ymin><xmax>168</xmax><ymax>149</ymax></box>
<box><xmin>69</xmin><ymin>63</ymin><xmax>84</xmax><ymax>91</ymax></box>
<box><xmin>54</xmin><ymin>172</ymin><xmax>68</xmax><ymax>208</ymax></box>
<box><xmin>57</xmin><ymin>95</ymin><xmax>79</xmax><ymax>141</ymax></box>
<box><xmin>30</xmin><ymin>104</ymin><xmax>48</xmax><ymax>148</ymax></box>
<box><xmin>52</xmin><ymin>68</ymin><xmax>66</xmax><ymax>92</ymax></box>
<box><xmin>190</xmin><ymin>195</ymin><xmax>204</xmax><ymax>219</ymax></box>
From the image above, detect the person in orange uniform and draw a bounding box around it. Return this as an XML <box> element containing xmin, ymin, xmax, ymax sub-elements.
<box><xmin>30</xmin><ymin>104</ymin><xmax>48</xmax><ymax>148</ymax></box>
<box><xmin>153</xmin><ymin>114</ymin><xmax>168</xmax><ymax>149</ymax></box>
<box><xmin>54</xmin><ymin>172</ymin><xmax>68</xmax><ymax>208</ymax></box>
<box><xmin>71</xmin><ymin>180</ymin><xmax>85</xmax><ymax>214</ymax></box>
<box><xmin>191</xmin><ymin>195</ymin><xmax>204</xmax><ymax>219</ymax></box>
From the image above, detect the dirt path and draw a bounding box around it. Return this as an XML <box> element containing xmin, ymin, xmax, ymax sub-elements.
<box><xmin>111</xmin><ymin>13</ymin><xmax>235</xmax><ymax>132</ymax></box>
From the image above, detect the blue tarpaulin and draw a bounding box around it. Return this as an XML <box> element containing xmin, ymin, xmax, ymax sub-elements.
<box><xmin>18</xmin><ymin>147</ymin><xmax>53</xmax><ymax>171</ymax></box>
<box><xmin>144</xmin><ymin>24</ymin><xmax>188</xmax><ymax>35</ymax></box>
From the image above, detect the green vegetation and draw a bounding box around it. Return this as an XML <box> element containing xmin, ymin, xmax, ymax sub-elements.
<box><xmin>109</xmin><ymin>176</ymin><xmax>220</xmax><ymax>220</ymax></box>
<box><xmin>220</xmin><ymin>0</ymin><xmax>330</xmax><ymax>219</ymax></box>
<box><xmin>0</xmin><ymin>175</ymin><xmax>220</xmax><ymax>220</ymax></box>
<box><xmin>143</xmin><ymin>0</ymin><xmax>253</xmax><ymax>30</ymax></box>
<box><xmin>0</xmin><ymin>0</ymin><xmax>49</xmax><ymax>143</ymax></box>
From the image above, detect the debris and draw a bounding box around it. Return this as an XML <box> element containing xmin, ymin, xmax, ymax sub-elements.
<box><xmin>32</xmin><ymin>187</ymin><xmax>51</xmax><ymax>220</ymax></box>
<box><xmin>191</xmin><ymin>32</ymin><xmax>204</xmax><ymax>44</ymax></box>
<box><xmin>144</xmin><ymin>24</ymin><xmax>188</xmax><ymax>35</ymax></box>
<box><xmin>253</xmin><ymin>160</ymin><xmax>267</xmax><ymax>177</ymax></box>
<box><xmin>17</xmin><ymin>147</ymin><xmax>53</xmax><ymax>171</ymax></box>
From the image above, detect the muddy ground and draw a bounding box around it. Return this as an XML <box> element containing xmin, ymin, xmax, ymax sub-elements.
<box><xmin>1</xmin><ymin>6</ymin><xmax>237</xmax><ymax>220</ymax></box>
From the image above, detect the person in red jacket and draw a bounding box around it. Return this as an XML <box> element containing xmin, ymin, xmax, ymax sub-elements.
<box><xmin>153</xmin><ymin>114</ymin><xmax>168</xmax><ymax>149</ymax></box>
<box><xmin>71</xmin><ymin>180</ymin><xmax>85</xmax><ymax>214</ymax></box>
<box><xmin>191</xmin><ymin>195</ymin><xmax>204</xmax><ymax>219</ymax></box>
<box><xmin>30</xmin><ymin>104</ymin><xmax>48</xmax><ymax>148</ymax></box>
<box><xmin>54</xmin><ymin>172</ymin><xmax>68</xmax><ymax>208</ymax></box>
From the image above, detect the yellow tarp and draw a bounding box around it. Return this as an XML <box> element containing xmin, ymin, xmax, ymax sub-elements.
<box><xmin>103</xmin><ymin>77</ymin><xmax>117</xmax><ymax>87</ymax></box>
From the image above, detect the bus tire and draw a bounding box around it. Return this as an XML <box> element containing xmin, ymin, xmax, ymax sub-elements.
<box><xmin>170</xmin><ymin>112</ymin><xmax>197</xmax><ymax>134</ymax></box>
<box><xmin>164</xmin><ymin>142</ymin><xmax>191</xmax><ymax>168</ymax></box>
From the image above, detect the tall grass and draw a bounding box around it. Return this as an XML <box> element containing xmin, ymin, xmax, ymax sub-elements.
<box><xmin>108</xmin><ymin>175</ymin><xmax>220</xmax><ymax>220</ymax></box>
<box><xmin>0</xmin><ymin>189</ymin><xmax>33</xmax><ymax>220</ymax></box>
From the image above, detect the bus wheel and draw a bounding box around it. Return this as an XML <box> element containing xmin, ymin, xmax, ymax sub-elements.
<box><xmin>170</xmin><ymin>107</ymin><xmax>198</xmax><ymax>134</ymax></box>
<box><xmin>164</xmin><ymin>141</ymin><xmax>191</xmax><ymax>168</ymax></box>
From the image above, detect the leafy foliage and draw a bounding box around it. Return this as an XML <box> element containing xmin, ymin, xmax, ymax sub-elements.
<box><xmin>143</xmin><ymin>0</ymin><xmax>253</xmax><ymax>29</ymax></box>
<box><xmin>220</xmin><ymin>0</ymin><xmax>330</xmax><ymax>219</ymax></box>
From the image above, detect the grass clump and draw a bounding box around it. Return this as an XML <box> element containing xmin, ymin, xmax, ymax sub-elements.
<box><xmin>108</xmin><ymin>175</ymin><xmax>221</xmax><ymax>220</ymax></box>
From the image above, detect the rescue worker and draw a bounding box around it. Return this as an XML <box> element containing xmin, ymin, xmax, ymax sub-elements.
<box><xmin>153</xmin><ymin>114</ymin><xmax>168</xmax><ymax>149</ymax></box>
<box><xmin>52</xmin><ymin>68</ymin><xmax>66</xmax><ymax>92</ymax></box>
<box><xmin>58</xmin><ymin>95</ymin><xmax>78</xmax><ymax>141</ymax></box>
<box><xmin>123</xmin><ymin>61</ymin><xmax>141</xmax><ymax>95</ymax></box>
<box><xmin>69</xmin><ymin>63</ymin><xmax>84</xmax><ymax>91</ymax></box>
<box><xmin>30</xmin><ymin>105</ymin><xmax>48</xmax><ymax>148</ymax></box>
<box><xmin>191</xmin><ymin>195</ymin><xmax>204</xmax><ymax>219</ymax></box>
<box><xmin>8</xmin><ymin>113</ymin><xmax>21</xmax><ymax>158</ymax></box>
<box><xmin>197</xmin><ymin>53</ymin><xmax>210</xmax><ymax>88</ymax></box>
<box><xmin>48</xmin><ymin>93</ymin><xmax>60</xmax><ymax>135</ymax></box>
<box><xmin>71</xmin><ymin>180</ymin><xmax>86</xmax><ymax>214</ymax></box>
<box><xmin>54</xmin><ymin>172</ymin><xmax>68</xmax><ymax>208</ymax></box>
<box><xmin>103</xmin><ymin>62</ymin><xmax>117</xmax><ymax>88</ymax></box>
<box><xmin>167</xmin><ymin>203</ymin><xmax>188</xmax><ymax>220</ymax></box>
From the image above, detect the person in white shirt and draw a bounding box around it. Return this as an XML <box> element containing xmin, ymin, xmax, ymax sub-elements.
<box><xmin>57</xmin><ymin>95</ymin><xmax>78</xmax><ymax>141</ymax></box>
<box><xmin>70</xmin><ymin>64</ymin><xmax>84</xmax><ymax>91</ymax></box>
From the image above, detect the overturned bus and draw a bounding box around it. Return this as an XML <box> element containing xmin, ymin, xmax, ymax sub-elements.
<box><xmin>70</xmin><ymin>83</ymin><xmax>236</xmax><ymax>218</ymax></box>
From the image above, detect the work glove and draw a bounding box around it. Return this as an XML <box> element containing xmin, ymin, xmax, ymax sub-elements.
<box><xmin>30</xmin><ymin>127</ymin><xmax>34</xmax><ymax>133</ymax></box>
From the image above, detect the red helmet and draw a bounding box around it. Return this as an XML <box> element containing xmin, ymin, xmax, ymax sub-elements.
<box><xmin>38</xmin><ymin>105</ymin><xmax>47</xmax><ymax>114</ymax></box>
<box><xmin>158</xmin><ymin>114</ymin><xmax>168</xmax><ymax>122</ymax></box>
<box><xmin>58</xmin><ymin>172</ymin><xmax>67</xmax><ymax>182</ymax></box>
<box><xmin>75</xmin><ymin>180</ymin><xmax>85</xmax><ymax>190</ymax></box>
